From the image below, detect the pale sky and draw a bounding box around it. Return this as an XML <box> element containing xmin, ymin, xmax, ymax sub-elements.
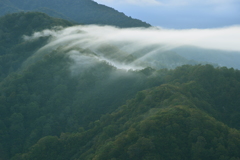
<box><xmin>93</xmin><ymin>0</ymin><xmax>240</xmax><ymax>28</ymax></box>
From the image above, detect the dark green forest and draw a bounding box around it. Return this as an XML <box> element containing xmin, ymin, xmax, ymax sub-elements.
<box><xmin>1</xmin><ymin>12</ymin><xmax>240</xmax><ymax>160</ymax></box>
<box><xmin>0</xmin><ymin>0</ymin><xmax>151</xmax><ymax>28</ymax></box>
<box><xmin>0</xmin><ymin>12</ymin><xmax>74</xmax><ymax>80</ymax></box>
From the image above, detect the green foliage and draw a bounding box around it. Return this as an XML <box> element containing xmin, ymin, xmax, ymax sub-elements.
<box><xmin>16</xmin><ymin>80</ymin><xmax>240</xmax><ymax>160</ymax></box>
<box><xmin>167</xmin><ymin>65</ymin><xmax>240</xmax><ymax>128</ymax></box>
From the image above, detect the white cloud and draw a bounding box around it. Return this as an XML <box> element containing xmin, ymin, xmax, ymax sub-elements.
<box><xmin>24</xmin><ymin>25</ymin><xmax>240</xmax><ymax>52</ymax></box>
<box><xmin>23</xmin><ymin>25</ymin><xmax>240</xmax><ymax>71</ymax></box>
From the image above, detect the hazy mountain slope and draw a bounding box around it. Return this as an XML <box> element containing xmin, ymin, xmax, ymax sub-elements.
<box><xmin>14</xmin><ymin>69</ymin><xmax>240</xmax><ymax>160</ymax></box>
<box><xmin>34</xmin><ymin>7</ymin><xmax>73</xmax><ymax>21</ymax></box>
<box><xmin>0</xmin><ymin>0</ymin><xmax>151</xmax><ymax>27</ymax></box>
<box><xmin>172</xmin><ymin>46</ymin><xmax>240</xmax><ymax>69</ymax></box>
<box><xmin>141</xmin><ymin>51</ymin><xmax>198</xmax><ymax>69</ymax></box>
<box><xmin>0</xmin><ymin>0</ymin><xmax>21</xmax><ymax>14</ymax></box>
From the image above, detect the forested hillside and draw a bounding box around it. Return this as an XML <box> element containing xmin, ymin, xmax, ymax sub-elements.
<box><xmin>0</xmin><ymin>12</ymin><xmax>74</xmax><ymax>80</ymax></box>
<box><xmin>0</xmin><ymin>0</ymin><xmax>151</xmax><ymax>28</ymax></box>
<box><xmin>1</xmin><ymin>12</ymin><xmax>240</xmax><ymax>160</ymax></box>
<box><xmin>9</xmin><ymin>65</ymin><xmax>240</xmax><ymax>160</ymax></box>
<box><xmin>0</xmin><ymin>12</ymin><xmax>158</xmax><ymax>159</ymax></box>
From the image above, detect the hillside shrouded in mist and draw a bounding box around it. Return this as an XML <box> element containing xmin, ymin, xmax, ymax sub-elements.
<box><xmin>1</xmin><ymin>12</ymin><xmax>240</xmax><ymax>160</ymax></box>
<box><xmin>23</xmin><ymin>25</ymin><xmax>240</xmax><ymax>70</ymax></box>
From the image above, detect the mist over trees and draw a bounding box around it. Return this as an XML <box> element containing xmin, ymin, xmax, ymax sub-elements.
<box><xmin>1</xmin><ymin>12</ymin><xmax>240</xmax><ymax>160</ymax></box>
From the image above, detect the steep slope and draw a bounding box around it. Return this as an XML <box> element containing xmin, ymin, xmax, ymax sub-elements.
<box><xmin>0</xmin><ymin>0</ymin><xmax>151</xmax><ymax>28</ymax></box>
<box><xmin>14</xmin><ymin>68</ymin><xmax>240</xmax><ymax>160</ymax></box>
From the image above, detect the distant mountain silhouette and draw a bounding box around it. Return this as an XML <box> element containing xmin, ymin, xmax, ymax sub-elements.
<box><xmin>0</xmin><ymin>0</ymin><xmax>151</xmax><ymax>27</ymax></box>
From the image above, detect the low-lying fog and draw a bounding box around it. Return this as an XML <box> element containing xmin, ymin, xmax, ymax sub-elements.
<box><xmin>23</xmin><ymin>25</ymin><xmax>240</xmax><ymax>70</ymax></box>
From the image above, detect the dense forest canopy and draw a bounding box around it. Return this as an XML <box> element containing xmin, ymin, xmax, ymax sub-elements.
<box><xmin>0</xmin><ymin>12</ymin><xmax>240</xmax><ymax>160</ymax></box>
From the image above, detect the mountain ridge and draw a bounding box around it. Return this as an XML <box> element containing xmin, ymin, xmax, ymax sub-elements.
<box><xmin>0</xmin><ymin>0</ymin><xmax>151</xmax><ymax>28</ymax></box>
<box><xmin>13</xmin><ymin>77</ymin><xmax>240</xmax><ymax>160</ymax></box>
<box><xmin>1</xmin><ymin>12</ymin><xmax>240</xmax><ymax>160</ymax></box>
